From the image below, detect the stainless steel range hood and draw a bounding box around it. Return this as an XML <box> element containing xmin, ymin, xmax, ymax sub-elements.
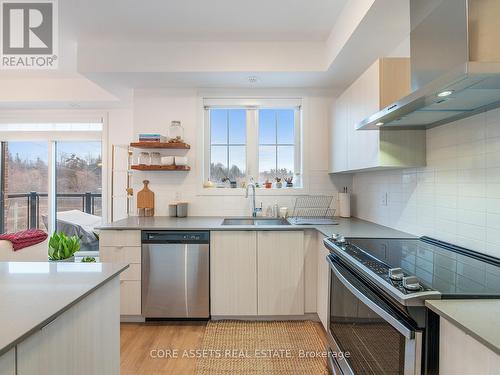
<box><xmin>358</xmin><ymin>0</ymin><xmax>500</xmax><ymax>130</ymax></box>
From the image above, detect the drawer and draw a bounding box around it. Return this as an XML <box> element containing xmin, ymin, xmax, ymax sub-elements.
<box><xmin>100</xmin><ymin>246</ymin><xmax>141</xmax><ymax>264</ymax></box>
<box><xmin>120</xmin><ymin>263</ymin><xmax>141</xmax><ymax>281</ymax></box>
<box><xmin>120</xmin><ymin>280</ymin><xmax>141</xmax><ymax>315</ymax></box>
<box><xmin>100</xmin><ymin>230</ymin><xmax>141</xmax><ymax>247</ymax></box>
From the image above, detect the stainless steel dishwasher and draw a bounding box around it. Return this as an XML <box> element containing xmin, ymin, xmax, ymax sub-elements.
<box><xmin>142</xmin><ymin>231</ymin><xmax>210</xmax><ymax>319</ymax></box>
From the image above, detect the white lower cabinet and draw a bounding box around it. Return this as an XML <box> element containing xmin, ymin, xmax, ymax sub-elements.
<box><xmin>17</xmin><ymin>277</ymin><xmax>120</xmax><ymax>375</ymax></box>
<box><xmin>100</xmin><ymin>230</ymin><xmax>142</xmax><ymax>317</ymax></box>
<box><xmin>210</xmin><ymin>230</ymin><xmax>304</xmax><ymax>317</ymax></box>
<box><xmin>210</xmin><ymin>231</ymin><xmax>257</xmax><ymax>316</ymax></box>
<box><xmin>316</xmin><ymin>233</ymin><xmax>330</xmax><ymax>331</ymax></box>
<box><xmin>0</xmin><ymin>349</ymin><xmax>15</xmax><ymax>375</ymax></box>
<box><xmin>440</xmin><ymin>318</ymin><xmax>500</xmax><ymax>374</ymax></box>
<box><xmin>257</xmin><ymin>231</ymin><xmax>304</xmax><ymax>316</ymax></box>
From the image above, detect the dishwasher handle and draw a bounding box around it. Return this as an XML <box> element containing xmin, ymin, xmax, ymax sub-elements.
<box><xmin>142</xmin><ymin>231</ymin><xmax>210</xmax><ymax>244</ymax></box>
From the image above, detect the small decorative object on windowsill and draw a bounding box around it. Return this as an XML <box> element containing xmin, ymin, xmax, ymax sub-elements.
<box><xmin>81</xmin><ymin>256</ymin><xmax>96</xmax><ymax>263</ymax></box>
<box><xmin>264</xmin><ymin>179</ymin><xmax>272</xmax><ymax>189</ymax></box>
<box><xmin>275</xmin><ymin>177</ymin><xmax>282</xmax><ymax>188</ymax></box>
<box><xmin>284</xmin><ymin>176</ymin><xmax>293</xmax><ymax>188</ymax></box>
<box><xmin>230</xmin><ymin>180</ymin><xmax>237</xmax><ymax>188</ymax></box>
<box><xmin>48</xmin><ymin>232</ymin><xmax>81</xmax><ymax>262</ymax></box>
<box><xmin>203</xmin><ymin>179</ymin><xmax>215</xmax><ymax>188</ymax></box>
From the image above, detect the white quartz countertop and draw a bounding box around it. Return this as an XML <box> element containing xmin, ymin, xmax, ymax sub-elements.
<box><xmin>0</xmin><ymin>262</ymin><xmax>128</xmax><ymax>356</ymax></box>
<box><xmin>426</xmin><ymin>299</ymin><xmax>500</xmax><ymax>356</ymax></box>
<box><xmin>98</xmin><ymin>216</ymin><xmax>414</xmax><ymax>239</ymax></box>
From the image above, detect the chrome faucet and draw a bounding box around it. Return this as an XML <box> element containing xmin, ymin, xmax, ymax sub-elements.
<box><xmin>245</xmin><ymin>179</ymin><xmax>257</xmax><ymax>217</ymax></box>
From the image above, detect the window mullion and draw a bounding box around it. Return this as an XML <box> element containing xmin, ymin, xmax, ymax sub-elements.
<box><xmin>48</xmin><ymin>141</ymin><xmax>56</xmax><ymax>234</ymax></box>
<box><xmin>247</xmin><ymin>109</ymin><xmax>258</xmax><ymax>181</ymax></box>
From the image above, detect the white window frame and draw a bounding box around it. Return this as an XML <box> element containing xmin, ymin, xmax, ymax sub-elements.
<box><xmin>199</xmin><ymin>98</ymin><xmax>306</xmax><ymax>196</ymax></box>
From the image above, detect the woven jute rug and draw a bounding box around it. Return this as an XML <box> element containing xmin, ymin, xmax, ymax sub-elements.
<box><xmin>195</xmin><ymin>320</ymin><xmax>328</xmax><ymax>375</ymax></box>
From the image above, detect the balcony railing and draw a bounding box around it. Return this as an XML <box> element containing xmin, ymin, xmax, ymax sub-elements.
<box><xmin>0</xmin><ymin>192</ymin><xmax>102</xmax><ymax>233</ymax></box>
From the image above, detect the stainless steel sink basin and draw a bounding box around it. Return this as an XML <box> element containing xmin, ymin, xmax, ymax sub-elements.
<box><xmin>221</xmin><ymin>218</ymin><xmax>255</xmax><ymax>225</ymax></box>
<box><xmin>221</xmin><ymin>218</ymin><xmax>290</xmax><ymax>226</ymax></box>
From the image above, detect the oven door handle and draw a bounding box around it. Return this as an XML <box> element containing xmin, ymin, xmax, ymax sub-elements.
<box><xmin>328</xmin><ymin>257</ymin><xmax>415</xmax><ymax>339</ymax></box>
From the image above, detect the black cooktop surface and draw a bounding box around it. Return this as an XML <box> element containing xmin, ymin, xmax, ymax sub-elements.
<box><xmin>345</xmin><ymin>237</ymin><xmax>500</xmax><ymax>298</ymax></box>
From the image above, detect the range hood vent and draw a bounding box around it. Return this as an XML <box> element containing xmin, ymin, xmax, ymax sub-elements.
<box><xmin>358</xmin><ymin>0</ymin><xmax>500</xmax><ymax>130</ymax></box>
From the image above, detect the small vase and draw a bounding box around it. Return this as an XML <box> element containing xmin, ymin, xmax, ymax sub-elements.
<box><xmin>286</xmin><ymin>182</ymin><xmax>293</xmax><ymax>188</ymax></box>
<box><xmin>264</xmin><ymin>182</ymin><xmax>272</xmax><ymax>189</ymax></box>
<box><xmin>276</xmin><ymin>182</ymin><xmax>282</xmax><ymax>188</ymax></box>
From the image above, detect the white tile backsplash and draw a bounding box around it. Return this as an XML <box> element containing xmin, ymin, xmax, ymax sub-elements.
<box><xmin>353</xmin><ymin>107</ymin><xmax>500</xmax><ymax>258</ymax></box>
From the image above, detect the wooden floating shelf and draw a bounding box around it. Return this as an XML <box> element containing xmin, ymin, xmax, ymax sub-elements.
<box><xmin>130</xmin><ymin>141</ymin><xmax>190</xmax><ymax>149</ymax></box>
<box><xmin>131</xmin><ymin>165</ymin><xmax>191</xmax><ymax>171</ymax></box>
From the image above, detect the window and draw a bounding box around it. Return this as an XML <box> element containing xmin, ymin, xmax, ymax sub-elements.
<box><xmin>258</xmin><ymin>109</ymin><xmax>296</xmax><ymax>182</ymax></box>
<box><xmin>205</xmin><ymin>100</ymin><xmax>301</xmax><ymax>189</ymax></box>
<box><xmin>209</xmin><ymin>109</ymin><xmax>247</xmax><ymax>185</ymax></box>
<box><xmin>0</xmin><ymin>122</ymin><xmax>103</xmax><ymax>252</ymax></box>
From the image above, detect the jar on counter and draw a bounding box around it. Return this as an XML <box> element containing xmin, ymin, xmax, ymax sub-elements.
<box><xmin>150</xmin><ymin>152</ymin><xmax>161</xmax><ymax>165</ymax></box>
<box><xmin>138</xmin><ymin>152</ymin><xmax>150</xmax><ymax>165</ymax></box>
<box><xmin>169</xmin><ymin>121</ymin><xmax>184</xmax><ymax>142</ymax></box>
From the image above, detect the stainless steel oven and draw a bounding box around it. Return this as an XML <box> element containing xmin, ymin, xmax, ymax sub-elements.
<box><xmin>327</xmin><ymin>254</ymin><xmax>422</xmax><ymax>375</ymax></box>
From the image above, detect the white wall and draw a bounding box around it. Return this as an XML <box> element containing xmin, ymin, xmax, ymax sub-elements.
<box><xmin>352</xmin><ymin>108</ymin><xmax>500</xmax><ymax>258</ymax></box>
<box><xmin>131</xmin><ymin>89</ymin><xmax>351</xmax><ymax>217</ymax></box>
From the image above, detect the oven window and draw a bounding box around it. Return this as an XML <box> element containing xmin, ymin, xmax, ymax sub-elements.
<box><xmin>330</xmin><ymin>268</ymin><xmax>406</xmax><ymax>374</ymax></box>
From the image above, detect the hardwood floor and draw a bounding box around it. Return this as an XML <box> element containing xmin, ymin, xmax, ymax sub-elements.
<box><xmin>120</xmin><ymin>321</ymin><xmax>328</xmax><ymax>375</ymax></box>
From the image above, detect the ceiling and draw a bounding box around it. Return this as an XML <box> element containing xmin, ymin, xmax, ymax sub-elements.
<box><xmin>70</xmin><ymin>0</ymin><xmax>348</xmax><ymax>42</ymax></box>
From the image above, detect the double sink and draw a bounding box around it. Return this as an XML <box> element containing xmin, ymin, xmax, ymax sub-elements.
<box><xmin>222</xmin><ymin>218</ymin><xmax>290</xmax><ymax>226</ymax></box>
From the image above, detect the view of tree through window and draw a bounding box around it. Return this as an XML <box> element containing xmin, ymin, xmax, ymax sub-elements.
<box><xmin>259</xmin><ymin>109</ymin><xmax>295</xmax><ymax>182</ymax></box>
<box><xmin>3</xmin><ymin>142</ymin><xmax>48</xmax><ymax>233</ymax></box>
<box><xmin>0</xmin><ymin>141</ymin><xmax>102</xmax><ymax>234</ymax></box>
<box><xmin>209</xmin><ymin>109</ymin><xmax>246</xmax><ymax>184</ymax></box>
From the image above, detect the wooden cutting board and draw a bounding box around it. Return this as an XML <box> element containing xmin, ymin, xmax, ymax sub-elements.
<box><xmin>137</xmin><ymin>180</ymin><xmax>154</xmax><ymax>210</ymax></box>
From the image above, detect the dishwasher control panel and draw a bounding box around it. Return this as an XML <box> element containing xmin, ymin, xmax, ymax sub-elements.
<box><xmin>142</xmin><ymin>231</ymin><xmax>210</xmax><ymax>243</ymax></box>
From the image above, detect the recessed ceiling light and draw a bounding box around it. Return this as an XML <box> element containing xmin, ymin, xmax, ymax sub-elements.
<box><xmin>375</xmin><ymin>122</ymin><xmax>384</xmax><ymax>127</ymax></box>
<box><xmin>437</xmin><ymin>90</ymin><xmax>454</xmax><ymax>97</ymax></box>
<box><xmin>248</xmin><ymin>76</ymin><xmax>258</xmax><ymax>84</ymax></box>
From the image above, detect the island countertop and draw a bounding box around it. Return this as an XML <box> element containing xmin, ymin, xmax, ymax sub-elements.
<box><xmin>98</xmin><ymin>216</ymin><xmax>414</xmax><ymax>239</ymax></box>
<box><xmin>0</xmin><ymin>262</ymin><xmax>128</xmax><ymax>356</ymax></box>
<box><xmin>426</xmin><ymin>299</ymin><xmax>500</xmax><ymax>356</ymax></box>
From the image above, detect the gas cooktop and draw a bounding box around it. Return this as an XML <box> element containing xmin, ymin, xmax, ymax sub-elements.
<box><xmin>324</xmin><ymin>235</ymin><xmax>500</xmax><ymax>304</ymax></box>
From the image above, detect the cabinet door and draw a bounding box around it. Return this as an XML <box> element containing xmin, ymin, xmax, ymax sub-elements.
<box><xmin>347</xmin><ymin>61</ymin><xmax>380</xmax><ymax>171</ymax></box>
<box><xmin>0</xmin><ymin>349</ymin><xmax>15</xmax><ymax>375</ymax></box>
<box><xmin>17</xmin><ymin>277</ymin><xmax>120</xmax><ymax>375</ymax></box>
<box><xmin>330</xmin><ymin>93</ymin><xmax>349</xmax><ymax>173</ymax></box>
<box><xmin>210</xmin><ymin>231</ymin><xmax>257</xmax><ymax>315</ymax></box>
<box><xmin>257</xmin><ymin>231</ymin><xmax>304</xmax><ymax>315</ymax></box>
<box><xmin>316</xmin><ymin>234</ymin><xmax>330</xmax><ymax>331</ymax></box>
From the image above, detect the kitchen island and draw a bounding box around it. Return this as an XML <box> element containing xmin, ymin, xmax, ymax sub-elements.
<box><xmin>0</xmin><ymin>262</ymin><xmax>128</xmax><ymax>375</ymax></box>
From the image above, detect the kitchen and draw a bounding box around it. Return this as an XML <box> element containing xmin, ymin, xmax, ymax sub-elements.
<box><xmin>1</xmin><ymin>0</ymin><xmax>500</xmax><ymax>374</ymax></box>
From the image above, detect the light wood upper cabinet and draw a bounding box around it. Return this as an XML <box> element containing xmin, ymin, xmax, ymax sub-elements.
<box><xmin>210</xmin><ymin>231</ymin><xmax>258</xmax><ymax>316</ymax></box>
<box><xmin>329</xmin><ymin>58</ymin><xmax>426</xmax><ymax>173</ymax></box>
<box><xmin>257</xmin><ymin>231</ymin><xmax>304</xmax><ymax>316</ymax></box>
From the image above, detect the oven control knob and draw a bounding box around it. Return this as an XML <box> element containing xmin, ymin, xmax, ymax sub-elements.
<box><xmin>388</xmin><ymin>267</ymin><xmax>404</xmax><ymax>281</ymax></box>
<box><xmin>402</xmin><ymin>276</ymin><xmax>421</xmax><ymax>291</ymax></box>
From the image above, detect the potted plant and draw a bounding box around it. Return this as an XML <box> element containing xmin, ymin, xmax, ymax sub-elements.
<box><xmin>264</xmin><ymin>179</ymin><xmax>272</xmax><ymax>189</ymax></box>
<box><xmin>48</xmin><ymin>232</ymin><xmax>81</xmax><ymax>262</ymax></box>
<box><xmin>284</xmin><ymin>176</ymin><xmax>293</xmax><ymax>188</ymax></box>
<box><xmin>275</xmin><ymin>177</ymin><xmax>282</xmax><ymax>188</ymax></box>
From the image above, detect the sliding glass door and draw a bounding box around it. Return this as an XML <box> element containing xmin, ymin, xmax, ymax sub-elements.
<box><xmin>55</xmin><ymin>141</ymin><xmax>102</xmax><ymax>251</ymax></box>
<box><xmin>0</xmin><ymin>142</ymin><xmax>49</xmax><ymax>233</ymax></box>
<box><xmin>0</xmin><ymin>122</ymin><xmax>103</xmax><ymax>253</ymax></box>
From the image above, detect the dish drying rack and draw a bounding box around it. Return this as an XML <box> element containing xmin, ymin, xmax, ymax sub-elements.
<box><xmin>288</xmin><ymin>195</ymin><xmax>338</xmax><ymax>225</ymax></box>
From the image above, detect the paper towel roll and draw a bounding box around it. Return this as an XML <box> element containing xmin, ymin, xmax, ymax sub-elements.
<box><xmin>339</xmin><ymin>193</ymin><xmax>351</xmax><ymax>218</ymax></box>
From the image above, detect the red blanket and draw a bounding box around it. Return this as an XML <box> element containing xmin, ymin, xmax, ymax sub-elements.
<box><xmin>0</xmin><ymin>229</ymin><xmax>48</xmax><ymax>251</ymax></box>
